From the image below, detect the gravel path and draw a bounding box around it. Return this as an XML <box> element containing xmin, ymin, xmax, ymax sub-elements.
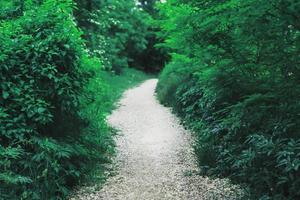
<box><xmin>71</xmin><ymin>79</ymin><xmax>244</xmax><ymax>200</ymax></box>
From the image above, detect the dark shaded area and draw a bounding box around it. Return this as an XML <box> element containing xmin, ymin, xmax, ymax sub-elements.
<box><xmin>129</xmin><ymin>30</ymin><xmax>170</xmax><ymax>73</ymax></box>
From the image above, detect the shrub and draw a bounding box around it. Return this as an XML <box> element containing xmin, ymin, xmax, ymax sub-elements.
<box><xmin>0</xmin><ymin>1</ymin><xmax>113</xmax><ymax>199</ymax></box>
<box><xmin>156</xmin><ymin>0</ymin><xmax>300</xmax><ymax>199</ymax></box>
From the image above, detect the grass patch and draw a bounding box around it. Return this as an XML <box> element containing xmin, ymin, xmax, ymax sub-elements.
<box><xmin>99</xmin><ymin>68</ymin><xmax>154</xmax><ymax>113</ymax></box>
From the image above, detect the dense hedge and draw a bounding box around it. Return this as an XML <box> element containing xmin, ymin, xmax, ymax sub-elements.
<box><xmin>156</xmin><ymin>0</ymin><xmax>300</xmax><ymax>199</ymax></box>
<box><xmin>0</xmin><ymin>1</ymin><xmax>113</xmax><ymax>199</ymax></box>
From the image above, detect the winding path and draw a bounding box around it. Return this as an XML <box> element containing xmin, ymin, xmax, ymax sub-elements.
<box><xmin>72</xmin><ymin>79</ymin><xmax>243</xmax><ymax>200</ymax></box>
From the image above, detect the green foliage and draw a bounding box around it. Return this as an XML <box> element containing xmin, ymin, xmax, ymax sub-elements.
<box><xmin>0</xmin><ymin>1</ymin><xmax>114</xmax><ymax>199</ymax></box>
<box><xmin>133</xmin><ymin>0</ymin><xmax>170</xmax><ymax>73</ymax></box>
<box><xmin>74</xmin><ymin>0</ymin><xmax>149</xmax><ymax>74</ymax></box>
<box><xmin>0</xmin><ymin>0</ymin><xmax>155</xmax><ymax>198</ymax></box>
<box><xmin>156</xmin><ymin>0</ymin><xmax>300</xmax><ymax>199</ymax></box>
<box><xmin>73</xmin><ymin>0</ymin><xmax>169</xmax><ymax>74</ymax></box>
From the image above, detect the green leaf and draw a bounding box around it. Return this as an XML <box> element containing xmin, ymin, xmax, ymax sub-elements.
<box><xmin>2</xmin><ymin>91</ymin><xmax>9</xmax><ymax>99</ymax></box>
<box><xmin>37</xmin><ymin>107</ymin><xmax>45</xmax><ymax>113</ymax></box>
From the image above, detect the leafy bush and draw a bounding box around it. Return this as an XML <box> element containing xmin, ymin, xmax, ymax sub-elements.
<box><xmin>156</xmin><ymin>0</ymin><xmax>300</xmax><ymax>199</ymax></box>
<box><xmin>0</xmin><ymin>1</ymin><xmax>113</xmax><ymax>199</ymax></box>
